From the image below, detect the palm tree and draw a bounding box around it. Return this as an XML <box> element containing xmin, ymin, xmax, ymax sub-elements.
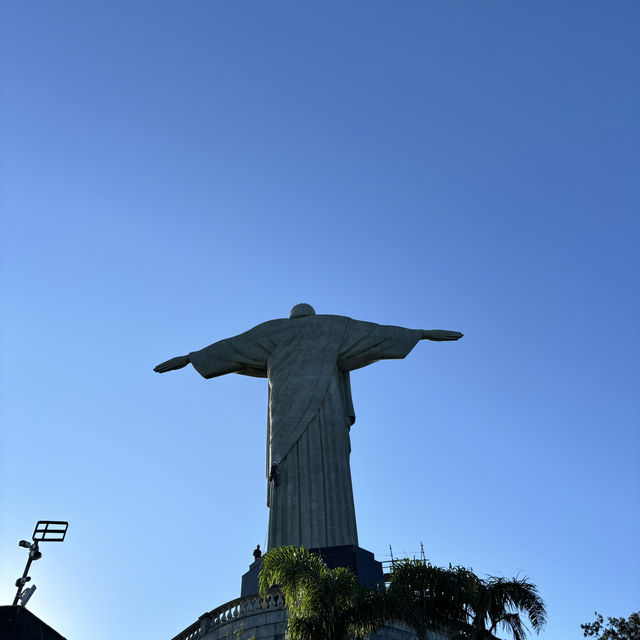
<box><xmin>460</xmin><ymin>573</ymin><xmax>547</xmax><ymax>640</ymax></box>
<box><xmin>387</xmin><ymin>559</ymin><xmax>472</xmax><ymax>639</ymax></box>
<box><xmin>388</xmin><ymin>560</ymin><xmax>546</xmax><ymax>640</ymax></box>
<box><xmin>260</xmin><ymin>549</ymin><xmax>546</xmax><ymax>640</ymax></box>
<box><xmin>258</xmin><ymin>546</ymin><xmax>388</xmax><ymax>640</ymax></box>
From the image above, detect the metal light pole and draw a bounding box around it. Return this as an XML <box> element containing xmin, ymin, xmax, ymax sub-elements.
<box><xmin>12</xmin><ymin>520</ymin><xmax>68</xmax><ymax>608</ymax></box>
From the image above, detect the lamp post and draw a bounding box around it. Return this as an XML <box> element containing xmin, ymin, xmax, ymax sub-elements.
<box><xmin>12</xmin><ymin>520</ymin><xmax>68</xmax><ymax>608</ymax></box>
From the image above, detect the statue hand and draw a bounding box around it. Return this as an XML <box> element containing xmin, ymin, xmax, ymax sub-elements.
<box><xmin>421</xmin><ymin>330</ymin><xmax>463</xmax><ymax>341</ymax></box>
<box><xmin>154</xmin><ymin>355</ymin><xmax>190</xmax><ymax>373</ymax></box>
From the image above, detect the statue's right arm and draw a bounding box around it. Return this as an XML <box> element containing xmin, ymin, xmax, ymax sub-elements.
<box><xmin>154</xmin><ymin>355</ymin><xmax>190</xmax><ymax>373</ymax></box>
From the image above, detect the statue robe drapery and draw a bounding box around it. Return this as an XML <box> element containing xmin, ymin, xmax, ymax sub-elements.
<box><xmin>188</xmin><ymin>314</ymin><xmax>422</xmax><ymax>550</ymax></box>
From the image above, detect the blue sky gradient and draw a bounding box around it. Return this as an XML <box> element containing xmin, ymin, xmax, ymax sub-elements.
<box><xmin>1</xmin><ymin>3</ymin><xmax>638</xmax><ymax>639</ymax></box>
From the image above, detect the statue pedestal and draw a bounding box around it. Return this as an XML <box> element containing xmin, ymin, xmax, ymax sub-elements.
<box><xmin>170</xmin><ymin>547</ymin><xmax>453</xmax><ymax>640</ymax></box>
<box><xmin>240</xmin><ymin>544</ymin><xmax>384</xmax><ymax>597</ymax></box>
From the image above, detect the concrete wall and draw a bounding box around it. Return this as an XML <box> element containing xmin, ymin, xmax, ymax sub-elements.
<box><xmin>201</xmin><ymin>606</ymin><xmax>287</xmax><ymax>640</ymax></box>
<box><xmin>200</xmin><ymin>605</ymin><xmax>451</xmax><ymax>640</ymax></box>
<box><xmin>173</xmin><ymin>593</ymin><xmax>453</xmax><ymax>640</ymax></box>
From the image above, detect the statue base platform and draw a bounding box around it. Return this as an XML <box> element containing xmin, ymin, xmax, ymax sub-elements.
<box><xmin>170</xmin><ymin>592</ymin><xmax>431</xmax><ymax>640</ymax></box>
<box><xmin>240</xmin><ymin>544</ymin><xmax>384</xmax><ymax>597</ymax></box>
<box><xmin>170</xmin><ymin>546</ymin><xmax>452</xmax><ymax>640</ymax></box>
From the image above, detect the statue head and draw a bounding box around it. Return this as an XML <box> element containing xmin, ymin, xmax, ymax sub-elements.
<box><xmin>290</xmin><ymin>303</ymin><xmax>316</xmax><ymax>319</ymax></box>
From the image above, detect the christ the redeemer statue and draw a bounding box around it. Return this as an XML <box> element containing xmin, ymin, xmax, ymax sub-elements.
<box><xmin>154</xmin><ymin>304</ymin><xmax>462</xmax><ymax>551</ymax></box>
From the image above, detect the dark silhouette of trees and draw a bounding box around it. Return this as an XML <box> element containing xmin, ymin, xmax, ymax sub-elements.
<box><xmin>581</xmin><ymin>611</ymin><xmax>640</xmax><ymax>640</ymax></box>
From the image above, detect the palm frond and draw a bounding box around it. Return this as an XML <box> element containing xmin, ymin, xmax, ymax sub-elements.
<box><xmin>497</xmin><ymin>613</ymin><xmax>527</xmax><ymax>640</ymax></box>
<box><xmin>287</xmin><ymin>612</ymin><xmax>330</xmax><ymax>640</ymax></box>
<box><xmin>259</xmin><ymin>549</ymin><xmax>545</xmax><ymax>640</ymax></box>
<box><xmin>485</xmin><ymin>575</ymin><xmax>547</xmax><ymax>632</ymax></box>
<box><xmin>260</xmin><ymin>547</ymin><xmax>327</xmax><ymax>593</ymax></box>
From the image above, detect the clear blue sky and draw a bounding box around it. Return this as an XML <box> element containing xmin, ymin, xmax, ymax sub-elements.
<box><xmin>1</xmin><ymin>2</ymin><xmax>638</xmax><ymax>639</ymax></box>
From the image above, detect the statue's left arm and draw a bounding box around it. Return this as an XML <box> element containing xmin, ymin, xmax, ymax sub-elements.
<box><xmin>338</xmin><ymin>320</ymin><xmax>462</xmax><ymax>372</ymax></box>
<box><xmin>420</xmin><ymin>329</ymin><xmax>463</xmax><ymax>341</ymax></box>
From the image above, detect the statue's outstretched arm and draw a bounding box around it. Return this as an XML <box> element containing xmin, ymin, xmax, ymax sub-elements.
<box><xmin>421</xmin><ymin>330</ymin><xmax>463</xmax><ymax>341</ymax></box>
<box><xmin>154</xmin><ymin>355</ymin><xmax>190</xmax><ymax>373</ymax></box>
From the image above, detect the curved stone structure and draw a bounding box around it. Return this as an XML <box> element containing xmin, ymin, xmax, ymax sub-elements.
<box><xmin>170</xmin><ymin>592</ymin><xmax>455</xmax><ymax>640</ymax></box>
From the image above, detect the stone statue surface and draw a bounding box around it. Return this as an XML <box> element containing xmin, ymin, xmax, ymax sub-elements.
<box><xmin>154</xmin><ymin>303</ymin><xmax>462</xmax><ymax>550</ymax></box>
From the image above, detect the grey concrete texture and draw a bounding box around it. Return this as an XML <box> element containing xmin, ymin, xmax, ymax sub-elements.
<box><xmin>199</xmin><ymin>605</ymin><xmax>448</xmax><ymax>640</ymax></box>
<box><xmin>172</xmin><ymin>592</ymin><xmax>455</xmax><ymax>640</ymax></box>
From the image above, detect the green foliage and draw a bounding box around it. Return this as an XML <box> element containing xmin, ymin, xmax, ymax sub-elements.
<box><xmin>388</xmin><ymin>560</ymin><xmax>546</xmax><ymax>640</ymax></box>
<box><xmin>581</xmin><ymin>611</ymin><xmax>640</xmax><ymax>640</ymax></box>
<box><xmin>259</xmin><ymin>546</ymin><xmax>387</xmax><ymax>640</ymax></box>
<box><xmin>259</xmin><ymin>548</ymin><xmax>546</xmax><ymax>640</ymax></box>
<box><xmin>387</xmin><ymin>559</ymin><xmax>472</xmax><ymax>638</ymax></box>
<box><xmin>463</xmin><ymin>573</ymin><xmax>546</xmax><ymax>640</ymax></box>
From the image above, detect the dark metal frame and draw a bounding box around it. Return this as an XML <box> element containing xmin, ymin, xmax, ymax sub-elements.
<box><xmin>11</xmin><ymin>520</ymin><xmax>69</xmax><ymax>607</ymax></box>
<box><xmin>32</xmin><ymin>521</ymin><xmax>68</xmax><ymax>543</ymax></box>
